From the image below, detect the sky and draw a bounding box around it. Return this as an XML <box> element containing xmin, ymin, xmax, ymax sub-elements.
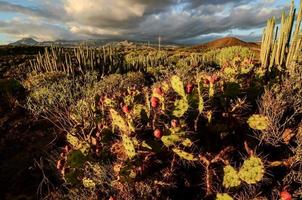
<box><xmin>0</xmin><ymin>0</ymin><xmax>298</xmax><ymax>45</ymax></box>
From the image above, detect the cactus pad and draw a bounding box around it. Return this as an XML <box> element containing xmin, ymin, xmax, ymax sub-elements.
<box><xmin>172</xmin><ymin>148</ymin><xmax>198</xmax><ymax>161</ymax></box>
<box><xmin>67</xmin><ymin>150</ymin><xmax>86</xmax><ymax>168</ymax></box>
<box><xmin>104</xmin><ymin>97</ymin><xmax>116</xmax><ymax>108</ymax></box>
<box><xmin>198</xmin><ymin>94</ymin><xmax>204</xmax><ymax>113</ymax></box>
<box><xmin>216</xmin><ymin>193</ymin><xmax>233</xmax><ymax>200</ymax></box>
<box><xmin>181</xmin><ymin>138</ymin><xmax>193</xmax><ymax>147</ymax></box>
<box><xmin>238</xmin><ymin>156</ymin><xmax>265</xmax><ymax>184</ymax></box>
<box><xmin>223</xmin><ymin>165</ymin><xmax>241</xmax><ymax>188</ymax></box>
<box><xmin>66</xmin><ymin>133</ymin><xmax>90</xmax><ymax>155</ymax></box>
<box><xmin>171</xmin><ymin>75</ymin><xmax>186</xmax><ymax>98</ymax></box>
<box><xmin>82</xmin><ymin>177</ymin><xmax>96</xmax><ymax>188</ymax></box>
<box><xmin>161</xmin><ymin>135</ymin><xmax>181</xmax><ymax>147</ymax></box>
<box><xmin>122</xmin><ymin>134</ymin><xmax>136</xmax><ymax>159</ymax></box>
<box><xmin>173</xmin><ymin>98</ymin><xmax>189</xmax><ymax>118</ymax></box>
<box><xmin>209</xmin><ymin>83</ymin><xmax>215</xmax><ymax>97</ymax></box>
<box><xmin>67</xmin><ymin>133</ymin><xmax>80</xmax><ymax>148</ymax></box>
<box><xmin>110</xmin><ymin>109</ymin><xmax>129</xmax><ymax>132</ymax></box>
<box><xmin>247</xmin><ymin>114</ymin><xmax>269</xmax><ymax>130</ymax></box>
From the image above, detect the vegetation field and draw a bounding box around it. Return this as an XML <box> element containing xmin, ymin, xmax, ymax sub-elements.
<box><xmin>0</xmin><ymin>2</ymin><xmax>302</xmax><ymax>200</ymax></box>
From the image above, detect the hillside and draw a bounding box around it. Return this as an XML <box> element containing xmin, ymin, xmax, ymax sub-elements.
<box><xmin>192</xmin><ymin>37</ymin><xmax>260</xmax><ymax>51</ymax></box>
<box><xmin>9</xmin><ymin>38</ymin><xmax>38</xmax><ymax>46</ymax></box>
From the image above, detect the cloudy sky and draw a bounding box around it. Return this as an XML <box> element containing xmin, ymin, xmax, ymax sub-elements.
<box><xmin>0</xmin><ymin>0</ymin><xmax>297</xmax><ymax>44</ymax></box>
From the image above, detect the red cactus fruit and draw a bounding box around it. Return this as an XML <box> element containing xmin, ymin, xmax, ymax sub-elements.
<box><xmin>151</xmin><ymin>97</ymin><xmax>160</xmax><ymax>108</ymax></box>
<box><xmin>153</xmin><ymin>87</ymin><xmax>163</xmax><ymax>96</ymax></box>
<box><xmin>122</xmin><ymin>105</ymin><xmax>131</xmax><ymax>114</ymax></box>
<box><xmin>204</xmin><ymin>79</ymin><xmax>210</xmax><ymax>84</ymax></box>
<box><xmin>280</xmin><ymin>190</ymin><xmax>292</xmax><ymax>200</ymax></box>
<box><xmin>186</xmin><ymin>83</ymin><xmax>194</xmax><ymax>94</ymax></box>
<box><xmin>171</xmin><ymin>119</ymin><xmax>179</xmax><ymax>128</ymax></box>
<box><xmin>154</xmin><ymin>129</ymin><xmax>163</xmax><ymax>139</ymax></box>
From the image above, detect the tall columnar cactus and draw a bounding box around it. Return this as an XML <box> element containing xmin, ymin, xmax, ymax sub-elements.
<box><xmin>286</xmin><ymin>0</ymin><xmax>302</xmax><ymax>67</ymax></box>
<box><xmin>260</xmin><ymin>17</ymin><xmax>276</xmax><ymax>70</ymax></box>
<box><xmin>261</xmin><ymin>0</ymin><xmax>302</xmax><ymax>71</ymax></box>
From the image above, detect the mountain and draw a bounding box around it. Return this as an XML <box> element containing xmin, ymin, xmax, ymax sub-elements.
<box><xmin>8</xmin><ymin>38</ymin><xmax>179</xmax><ymax>48</ymax></box>
<box><xmin>193</xmin><ymin>37</ymin><xmax>260</xmax><ymax>51</ymax></box>
<box><xmin>9</xmin><ymin>38</ymin><xmax>39</xmax><ymax>46</ymax></box>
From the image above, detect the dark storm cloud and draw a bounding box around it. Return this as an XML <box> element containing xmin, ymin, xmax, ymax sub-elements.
<box><xmin>0</xmin><ymin>0</ymin><xmax>290</xmax><ymax>43</ymax></box>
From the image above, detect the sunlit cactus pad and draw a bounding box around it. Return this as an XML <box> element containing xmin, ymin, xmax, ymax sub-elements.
<box><xmin>238</xmin><ymin>156</ymin><xmax>265</xmax><ymax>184</ymax></box>
<box><xmin>223</xmin><ymin>165</ymin><xmax>241</xmax><ymax>188</ymax></box>
<box><xmin>247</xmin><ymin>114</ymin><xmax>269</xmax><ymax>130</ymax></box>
<box><xmin>216</xmin><ymin>193</ymin><xmax>233</xmax><ymax>200</ymax></box>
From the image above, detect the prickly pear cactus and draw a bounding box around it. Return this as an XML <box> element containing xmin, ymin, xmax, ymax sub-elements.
<box><xmin>132</xmin><ymin>104</ymin><xmax>144</xmax><ymax>118</ymax></box>
<box><xmin>82</xmin><ymin>177</ymin><xmax>96</xmax><ymax>188</ymax></box>
<box><xmin>161</xmin><ymin>135</ymin><xmax>181</xmax><ymax>147</ymax></box>
<box><xmin>122</xmin><ymin>134</ymin><xmax>136</xmax><ymax>159</ymax></box>
<box><xmin>181</xmin><ymin>138</ymin><xmax>193</xmax><ymax>147</ymax></box>
<box><xmin>238</xmin><ymin>156</ymin><xmax>265</xmax><ymax>184</ymax></box>
<box><xmin>173</xmin><ymin>98</ymin><xmax>189</xmax><ymax>118</ymax></box>
<box><xmin>172</xmin><ymin>148</ymin><xmax>197</xmax><ymax>161</ymax></box>
<box><xmin>66</xmin><ymin>133</ymin><xmax>90</xmax><ymax>155</ymax></box>
<box><xmin>223</xmin><ymin>165</ymin><xmax>241</xmax><ymax>188</ymax></box>
<box><xmin>171</xmin><ymin>75</ymin><xmax>186</xmax><ymax>98</ymax></box>
<box><xmin>247</xmin><ymin>114</ymin><xmax>269</xmax><ymax>130</ymax></box>
<box><xmin>67</xmin><ymin>133</ymin><xmax>80</xmax><ymax>148</ymax></box>
<box><xmin>198</xmin><ymin>92</ymin><xmax>204</xmax><ymax>113</ymax></box>
<box><xmin>104</xmin><ymin>97</ymin><xmax>116</xmax><ymax>108</ymax></box>
<box><xmin>216</xmin><ymin>193</ymin><xmax>233</xmax><ymax>200</ymax></box>
<box><xmin>67</xmin><ymin>150</ymin><xmax>86</xmax><ymax>168</ymax></box>
<box><xmin>207</xmin><ymin>111</ymin><xmax>213</xmax><ymax>123</ymax></box>
<box><xmin>209</xmin><ymin>83</ymin><xmax>215</xmax><ymax>97</ymax></box>
<box><xmin>110</xmin><ymin>109</ymin><xmax>129</xmax><ymax>132</ymax></box>
<box><xmin>196</xmin><ymin>76</ymin><xmax>204</xmax><ymax>113</ymax></box>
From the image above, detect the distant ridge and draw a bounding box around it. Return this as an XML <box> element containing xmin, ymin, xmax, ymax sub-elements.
<box><xmin>8</xmin><ymin>38</ymin><xmax>179</xmax><ymax>48</ymax></box>
<box><xmin>9</xmin><ymin>38</ymin><xmax>38</xmax><ymax>46</ymax></box>
<box><xmin>193</xmin><ymin>37</ymin><xmax>259</xmax><ymax>50</ymax></box>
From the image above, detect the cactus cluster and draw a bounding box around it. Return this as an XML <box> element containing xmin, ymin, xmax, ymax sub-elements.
<box><xmin>223</xmin><ymin>156</ymin><xmax>265</xmax><ymax>189</ymax></box>
<box><xmin>21</xmin><ymin>3</ymin><xmax>302</xmax><ymax>197</ymax></box>
<box><xmin>260</xmin><ymin>0</ymin><xmax>302</xmax><ymax>72</ymax></box>
<box><xmin>30</xmin><ymin>45</ymin><xmax>139</xmax><ymax>76</ymax></box>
